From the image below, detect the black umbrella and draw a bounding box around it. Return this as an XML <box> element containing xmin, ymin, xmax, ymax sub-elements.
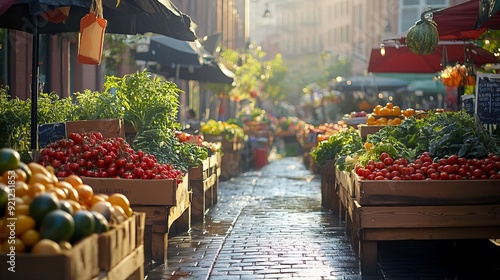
<box><xmin>0</xmin><ymin>0</ymin><xmax>197</xmax><ymax>154</ymax></box>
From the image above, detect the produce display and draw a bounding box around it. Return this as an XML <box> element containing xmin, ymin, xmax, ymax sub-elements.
<box><xmin>365</xmin><ymin>102</ymin><xmax>404</xmax><ymax>126</ymax></box>
<box><xmin>310</xmin><ymin>128</ymin><xmax>363</xmax><ymax>167</ymax></box>
<box><xmin>201</xmin><ymin>119</ymin><xmax>246</xmax><ymax>141</ymax></box>
<box><xmin>38</xmin><ymin>132</ymin><xmax>185</xmax><ymax>182</ymax></box>
<box><xmin>297</xmin><ymin>122</ymin><xmax>347</xmax><ymax>145</ymax></box>
<box><xmin>0</xmin><ymin>148</ymin><xmax>132</xmax><ymax>254</ymax></box>
<box><xmin>275</xmin><ymin>116</ymin><xmax>304</xmax><ymax>136</ymax></box>
<box><xmin>354</xmin><ymin>151</ymin><xmax>500</xmax><ymax>180</ymax></box>
<box><xmin>134</xmin><ymin>129</ymin><xmax>210</xmax><ymax>173</ymax></box>
<box><xmin>343</xmin><ymin>110</ymin><xmax>500</xmax><ymax>180</ymax></box>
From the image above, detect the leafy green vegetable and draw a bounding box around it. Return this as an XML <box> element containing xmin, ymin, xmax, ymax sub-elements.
<box><xmin>310</xmin><ymin>128</ymin><xmax>363</xmax><ymax>167</ymax></box>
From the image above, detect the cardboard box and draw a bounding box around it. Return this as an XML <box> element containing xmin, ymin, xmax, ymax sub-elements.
<box><xmin>65</xmin><ymin>119</ymin><xmax>125</xmax><ymax>139</ymax></box>
<box><xmin>0</xmin><ymin>234</ymin><xmax>99</xmax><ymax>280</ymax></box>
<box><xmin>82</xmin><ymin>174</ymin><xmax>189</xmax><ymax>206</ymax></box>
<box><xmin>98</xmin><ymin>212</ymin><xmax>146</xmax><ymax>271</ymax></box>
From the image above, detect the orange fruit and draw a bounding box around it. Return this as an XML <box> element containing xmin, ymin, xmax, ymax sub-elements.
<box><xmin>89</xmin><ymin>195</ymin><xmax>106</xmax><ymax>207</ymax></box>
<box><xmin>374</xmin><ymin>105</ymin><xmax>383</xmax><ymax>115</ymax></box>
<box><xmin>29</xmin><ymin>173</ymin><xmax>55</xmax><ymax>188</ymax></box>
<box><xmin>64</xmin><ymin>175</ymin><xmax>83</xmax><ymax>189</ymax></box>
<box><xmin>14</xmin><ymin>169</ymin><xmax>27</xmax><ymax>182</ymax></box>
<box><xmin>385</xmin><ymin>102</ymin><xmax>394</xmax><ymax>109</ymax></box>
<box><xmin>27</xmin><ymin>162</ymin><xmax>51</xmax><ymax>177</ymax></box>
<box><xmin>2</xmin><ymin>238</ymin><xmax>25</xmax><ymax>253</ymax></box>
<box><xmin>47</xmin><ymin>187</ymin><xmax>67</xmax><ymax>200</ymax></box>
<box><xmin>379</xmin><ymin>107</ymin><xmax>391</xmax><ymax>116</ymax></box>
<box><xmin>76</xmin><ymin>184</ymin><xmax>93</xmax><ymax>204</ymax></box>
<box><xmin>28</xmin><ymin>182</ymin><xmax>46</xmax><ymax>198</ymax></box>
<box><xmin>392</xmin><ymin>106</ymin><xmax>401</xmax><ymax>115</ymax></box>
<box><xmin>15</xmin><ymin>181</ymin><xmax>29</xmax><ymax>197</ymax></box>
<box><xmin>392</xmin><ymin>118</ymin><xmax>402</xmax><ymax>125</ymax></box>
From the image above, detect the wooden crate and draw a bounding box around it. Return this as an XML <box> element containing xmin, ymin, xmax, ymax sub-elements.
<box><xmin>96</xmin><ymin>245</ymin><xmax>144</xmax><ymax>280</ymax></box>
<box><xmin>220</xmin><ymin>151</ymin><xmax>241</xmax><ymax>180</ymax></box>
<box><xmin>190</xmin><ymin>173</ymin><xmax>218</xmax><ymax>225</ymax></box>
<box><xmin>320</xmin><ymin>160</ymin><xmax>338</xmax><ymax>211</ymax></box>
<box><xmin>132</xmin><ymin>183</ymin><xmax>191</xmax><ymax>264</ymax></box>
<box><xmin>188</xmin><ymin>157</ymin><xmax>210</xmax><ymax>181</ymax></box>
<box><xmin>0</xmin><ymin>234</ymin><xmax>99</xmax><ymax>280</ymax></box>
<box><xmin>98</xmin><ymin>213</ymin><xmax>146</xmax><ymax>271</ymax></box>
<box><xmin>84</xmin><ymin>174</ymin><xmax>188</xmax><ymax>206</ymax></box>
<box><xmin>341</xmin><ymin>173</ymin><xmax>500</xmax><ymax>276</ymax></box>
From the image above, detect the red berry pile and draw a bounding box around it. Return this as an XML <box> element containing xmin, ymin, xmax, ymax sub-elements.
<box><xmin>355</xmin><ymin>152</ymin><xmax>500</xmax><ymax>180</ymax></box>
<box><xmin>39</xmin><ymin>132</ymin><xmax>185</xmax><ymax>183</ymax></box>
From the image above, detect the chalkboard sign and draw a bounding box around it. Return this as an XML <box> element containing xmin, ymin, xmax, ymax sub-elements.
<box><xmin>461</xmin><ymin>95</ymin><xmax>474</xmax><ymax>115</ymax></box>
<box><xmin>475</xmin><ymin>73</ymin><xmax>500</xmax><ymax>124</ymax></box>
<box><xmin>38</xmin><ymin>122</ymin><xmax>66</xmax><ymax>148</ymax></box>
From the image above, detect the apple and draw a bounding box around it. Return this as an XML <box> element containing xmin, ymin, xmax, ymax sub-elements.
<box><xmin>357</xmin><ymin>111</ymin><xmax>367</xmax><ymax>117</ymax></box>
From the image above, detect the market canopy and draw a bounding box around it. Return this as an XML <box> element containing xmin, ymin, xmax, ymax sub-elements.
<box><xmin>0</xmin><ymin>0</ymin><xmax>197</xmax><ymax>40</ymax></box>
<box><xmin>368</xmin><ymin>41</ymin><xmax>498</xmax><ymax>74</ymax></box>
<box><xmin>331</xmin><ymin>76</ymin><xmax>408</xmax><ymax>92</ymax></box>
<box><xmin>407</xmin><ymin>80</ymin><xmax>446</xmax><ymax>94</ymax></box>
<box><xmin>384</xmin><ymin>0</ymin><xmax>500</xmax><ymax>45</ymax></box>
<box><xmin>135</xmin><ymin>35</ymin><xmax>212</xmax><ymax>69</ymax></box>
<box><xmin>176</xmin><ymin>62</ymin><xmax>235</xmax><ymax>84</ymax></box>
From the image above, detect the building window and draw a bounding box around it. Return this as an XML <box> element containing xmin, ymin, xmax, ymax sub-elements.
<box><xmin>399</xmin><ymin>0</ymin><xmax>448</xmax><ymax>33</ymax></box>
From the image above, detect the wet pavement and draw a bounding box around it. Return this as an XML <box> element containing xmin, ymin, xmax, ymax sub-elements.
<box><xmin>145</xmin><ymin>156</ymin><xmax>500</xmax><ymax>280</ymax></box>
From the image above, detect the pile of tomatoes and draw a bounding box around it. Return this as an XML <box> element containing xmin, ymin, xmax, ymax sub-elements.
<box><xmin>39</xmin><ymin>132</ymin><xmax>184</xmax><ymax>182</ymax></box>
<box><xmin>355</xmin><ymin>152</ymin><xmax>500</xmax><ymax>180</ymax></box>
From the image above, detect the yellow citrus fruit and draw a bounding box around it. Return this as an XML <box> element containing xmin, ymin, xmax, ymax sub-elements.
<box><xmin>2</xmin><ymin>238</ymin><xmax>26</xmax><ymax>253</ymax></box>
<box><xmin>64</xmin><ymin>175</ymin><xmax>83</xmax><ymax>189</ymax></box>
<box><xmin>27</xmin><ymin>162</ymin><xmax>51</xmax><ymax>177</ymax></box>
<box><xmin>15</xmin><ymin>181</ymin><xmax>29</xmax><ymax>197</ymax></box>
<box><xmin>28</xmin><ymin>182</ymin><xmax>46</xmax><ymax>198</ymax></box>
<box><xmin>15</xmin><ymin>204</ymin><xmax>30</xmax><ymax>216</ymax></box>
<box><xmin>107</xmin><ymin>193</ymin><xmax>131</xmax><ymax>211</ymax></box>
<box><xmin>29</xmin><ymin>173</ymin><xmax>55</xmax><ymax>188</ymax></box>
<box><xmin>21</xmin><ymin>229</ymin><xmax>41</xmax><ymax>247</ymax></box>
<box><xmin>14</xmin><ymin>215</ymin><xmax>36</xmax><ymax>236</ymax></box>
<box><xmin>31</xmin><ymin>239</ymin><xmax>62</xmax><ymax>255</ymax></box>
<box><xmin>76</xmin><ymin>184</ymin><xmax>93</xmax><ymax>205</ymax></box>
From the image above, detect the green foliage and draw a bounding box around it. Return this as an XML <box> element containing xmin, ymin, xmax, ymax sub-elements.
<box><xmin>104</xmin><ymin>70</ymin><xmax>182</xmax><ymax>135</ymax></box>
<box><xmin>133</xmin><ymin>129</ymin><xmax>208</xmax><ymax>172</ymax></box>
<box><xmin>310</xmin><ymin>128</ymin><xmax>363</xmax><ymax>167</ymax></box>
<box><xmin>363</xmin><ymin>111</ymin><xmax>500</xmax><ymax>165</ymax></box>
<box><xmin>73</xmin><ymin>89</ymin><xmax>125</xmax><ymax>120</ymax></box>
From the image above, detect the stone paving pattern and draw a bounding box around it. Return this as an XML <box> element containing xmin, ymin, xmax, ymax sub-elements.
<box><xmin>146</xmin><ymin>156</ymin><xmax>500</xmax><ymax>280</ymax></box>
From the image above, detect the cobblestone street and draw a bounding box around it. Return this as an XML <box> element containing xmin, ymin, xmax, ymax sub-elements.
<box><xmin>146</xmin><ymin>156</ymin><xmax>500</xmax><ymax>280</ymax></box>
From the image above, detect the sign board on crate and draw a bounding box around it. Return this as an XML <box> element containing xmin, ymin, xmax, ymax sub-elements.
<box><xmin>475</xmin><ymin>73</ymin><xmax>500</xmax><ymax>124</ymax></box>
<box><xmin>38</xmin><ymin>122</ymin><xmax>66</xmax><ymax>148</ymax></box>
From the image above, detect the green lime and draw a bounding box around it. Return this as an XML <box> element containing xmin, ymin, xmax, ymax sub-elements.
<box><xmin>0</xmin><ymin>148</ymin><xmax>20</xmax><ymax>175</ymax></box>
<box><xmin>40</xmin><ymin>209</ymin><xmax>75</xmax><ymax>243</ymax></box>
<box><xmin>91</xmin><ymin>211</ymin><xmax>110</xmax><ymax>233</ymax></box>
<box><xmin>29</xmin><ymin>193</ymin><xmax>60</xmax><ymax>226</ymax></box>
<box><xmin>71</xmin><ymin>210</ymin><xmax>95</xmax><ymax>243</ymax></box>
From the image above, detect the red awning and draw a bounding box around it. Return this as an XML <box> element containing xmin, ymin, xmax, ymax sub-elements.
<box><xmin>368</xmin><ymin>41</ymin><xmax>498</xmax><ymax>74</ymax></box>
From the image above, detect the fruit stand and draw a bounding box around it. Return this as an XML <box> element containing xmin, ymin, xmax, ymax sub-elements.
<box><xmin>308</xmin><ymin>104</ymin><xmax>500</xmax><ymax>276</ymax></box>
<box><xmin>335</xmin><ymin>168</ymin><xmax>500</xmax><ymax>275</ymax></box>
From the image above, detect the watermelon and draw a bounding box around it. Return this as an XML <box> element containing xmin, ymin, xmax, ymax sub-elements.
<box><xmin>406</xmin><ymin>11</ymin><xmax>439</xmax><ymax>55</ymax></box>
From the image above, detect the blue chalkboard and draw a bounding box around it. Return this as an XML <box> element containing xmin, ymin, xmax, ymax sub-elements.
<box><xmin>38</xmin><ymin>122</ymin><xmax>66</xmax><ymax>148</ymax></box>
<box><xmin>475</xmin><ymin>74</ymin><xmax>500</xmax><ymax>124</ymax></box>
